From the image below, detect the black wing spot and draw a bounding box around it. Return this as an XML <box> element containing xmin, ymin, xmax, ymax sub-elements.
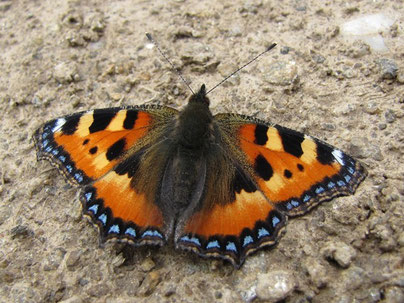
<box><xmin>276</xmin><ymin>126</ymin><xmax>304</xmax><ymax>158</ymax></box>
<box><xmin>83</xmin><ymin>139</ymin><xmax>90</xmax><ymax>145</ymax></box>
<box><xmin>284</xmin><ymin>169</ymin><xmax>292</xmax><ymax>179</ymax></box>
<box><xmin>106</xmin><ymin>138</ymin><xmax>126</xmax><ymax>161</ymax></box>
<box><xmin>89</xmin><ymin>110</ymin><xmax>116</xmax><ymax>133</ymax></box>
<box><xmin>115</xmin><ymin>149</ymin><xmax>144</xmax><ymax>178</ymax></box>
<box><xmin>233</xmin><ymin>168</ymin><xmax>257</xmax><ymax>194</ymax></box>
<box><xmin>297</xmin><ymin>163</ymin><xmax>304</xmax><ymax>171</ymax></box>
<box><xmin>316</xmin><ymin>143</ymin><xmax>334</xmax><ymax>165</ymax></box>
<box><xmin>123</xmin><ymin>110</ymin><xmax>138</xmax><ymax>130</ymax></box>
<box><xmin>61</xmin><ymin>116</ymin><xmax>80</xmax><ymax>135</ymax></box>
<box><xmin>254</xmin><ymin>124</ymin><xmax>269</xmax><ymax>145</ymax></box>
<box><xmin>254</xmin><ymin>154</ymin><xmax>273</xmax><ymax>181</ymax></box>
<box><xmin>89</xmin><ymin>146</ymin><xmax>98</xmax><ymax>154</ymax></box>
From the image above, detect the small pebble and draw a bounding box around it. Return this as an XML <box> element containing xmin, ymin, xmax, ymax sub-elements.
<box><xmin>86</xmin><ymin>283</ymin><xmax>110</xmax><ymax>298</ymax></box>
<box><xmin>363</xmin><ymin>102</ymin><xmax>380</xmax><ymax>115</ymax></box>
<box><xmin>348</xmin><ymin>137</ymin><xmax>369</xmax><ymax>159</ymax></box>
<box><xmin>59</xmin><ymin>295</ymin><xmax>84</xmax><ymax>303</ymax></box>
<box><xmin>397</xmin><ymin>71</ymin><xmax>404</xmax><ymax>84</ymax></box>
<box><xmin>384</xmin><ymin>109</ymin><xmax>396</xmax><ymax>123</ymax></box>
<box><xmin>342</xmin><ymin>266</ymin><xmax>367</xmax><ymax>290</ymax></box>
<box><xmin>65</xmin><ymin>250</ymin><xmax>81</xmax><ymax>269</ymax></box>
<box><xmin>10</xmin><ymin>225</ymin><xmax>34</xmax><ymax>239</ymax></box>
<box><xmin>256</xmin><ymin>271</ymin><xmax>296</xmax><ymax>301</ymax></box>
<box><xmin>0</xmin><ymin>1</ymin><xmax>11</xmax><ymax>12</ymax></box>
<box><xmin>140</xmin><ymin>257</ymin><xmax>156</xmax><ymax>272</ymax></box>
<box><xmin>377</xmin><ymin>58</ymin><xmax>398</xmax><ymax>80</ymax></box>
<box><xmin>341</xmin><ymin>14</ymin><xmax>394</xmax><ymax>52</ymax></box>
<box><xmin>384</xmin><ymin>287</ymin><xmax>404</xmax><ymax>303</ymax></box>
<box><xmin>312</xmin><ymin>53</ymin><xmax>325</xmax><ymax>64</ymax></box>
<box><xmin>321</xmin><ymin>241</ymin><xmax>357</xmax><ymax>268</ymax></box>
<box><xmin>370</xmin><ymin>225</ymin><xmax>397</xmax><ymax>252</ymax></box>
<box><xmin>280</xmin><ymin>46</ymin><xmax>290</xmax><ymax>54</ymax></box>
<box><xmin>53</xmin><ymin>62</ymin><xmax>79</xmax><ymax>84</ymax></box>
<box><xmin>304</xmin><ymin>258</ymin><xmax>328</xmax><ymax>288</ymax></box>
<box><xmin>264</xmin><ymin>61</ymin><xmax>299</xmax><ymax>86</ymax></box>
<box><xmin>137</xmin><ymin>271</ymin><xmax>162</xmax><ymax>297</ymax></box>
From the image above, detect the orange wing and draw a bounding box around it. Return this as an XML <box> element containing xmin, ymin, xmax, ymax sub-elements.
<box><xmin>34</xmin><ymin>106</ymin><xmax>177</xmax><ymax>245</ymax></box>
<box><xmin>176</xmin><ymin>114</ymin><xmax>366</xmax><ymax>267</ymax></box>
<box><xmin>34</xmin><ymin>107</ymin><xmax>160</xmax><ymax>185</ymax></box>
<box><xmin>236</xmin><ymin>121</ymin><xmax>367</xmax><ymax>216</ymax></box>
<box><xmin>176</xmin><ymin>165</ymin><xmax>287</xmax><ymax>267</ymax></box>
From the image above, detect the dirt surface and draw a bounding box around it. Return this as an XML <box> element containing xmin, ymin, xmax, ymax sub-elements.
<box><xmin>1</xmin><ymin>1</ymin><xmax>403</xmax><ymax>302</ymax></box>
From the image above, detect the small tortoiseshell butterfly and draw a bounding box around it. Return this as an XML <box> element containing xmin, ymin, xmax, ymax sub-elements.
<box><xmin>34</xmin><ymin>43</ymin><xmax>367</xmax><ymax>267</ymax></box>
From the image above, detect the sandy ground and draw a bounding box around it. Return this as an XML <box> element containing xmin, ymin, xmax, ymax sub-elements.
<box><xmin>1</xmin><ymin>0</ymin><xmax>403</xmax><ymax>302</ymax></box>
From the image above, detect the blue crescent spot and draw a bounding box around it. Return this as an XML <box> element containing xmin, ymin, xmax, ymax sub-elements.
<box><xmin>291</xmin><ymin>200</ymin><xmax>299</xmax><ymax>207</ymax></box>
<box><xmin>303</xmin><ymin>194</ymin><xmax>311</xmax><ymax>202</ymax></box>
<box><xmin>243</xmin><ymin>235</ymin><xmax>254</xmax><ymax>247</ymax></box>
<box><xmin>109</xmin><ymin>225</ymin><xmax>120</xmax><ymax>234</ymax></box>
<box><xmin>142</xmin><ymin>230</ymin><xmax>163</xmax><ymax>239</ymax></box>
<box><xmin>272</xmin><ymin>216</ymin><xmax>280</xmax><ymax>227</ymax></box>
<box><xmin>51</xmin><ymin>149</ymin><xmax>59</xmax><ymax>156</ymax></box>
<box><xmin>328</xmin><ymin>181</ymin><xmax>336</xmax><ymax>189</ymax></box>
<box><xmin>315</xmin><ymin>187</ymin><xmax>325</xmax><ymax>194</ymax></box>
<box><xmin>66</xmin><ymin>165</ymin><xmax>73</xmax><ymax>173</ymax></box>
<box><xmin>42</xmin><ymin>132</ymin><xmax>49</xmax><ymax>139</ymax></box>
<box><xmin>258</xmin><ymin>227</ymin><xmax>270</xmax><ymax>238</ymax></box>
<box><xmin>286</xmin><ymin>202</ymin><xmax>292</xmax><ymax>210</ymax></box>
<box><xmin>59</xmin><ymin>155</ymin><xmax>66</xmax><ymax>162</ymax></box>
<box><xmin>337</xmin><ymin>180</ymin><xmax>346</xmax><ymax>187</ymax></box>
<box><xmin>88</xmin><ymin>204</ymin><xmax>98</xmax><ymax>214</ymax></box>
<box><xmin>344</xmin><ymin>174</ymin><xmax>352</xmax><ymax>182</ymax></box>
<box><xmin>42</xmin><ymin>139</ymin><xmax>49</xmax><ymax>147</ymax></box>
<box><xmin>180</xmin><ymin>235</ymin><xmax>201</xmax><ymax>246</ymax></box>
<box><xmin>74</xmin><ymin>173</ymin><xmax>83</xmax><ymax>183</ymax></box>
<box><xmin>206</xmin><ymin>240</ymin><xmax>220</xmax><ymax>249</ymax></box>
<box><xmin>125</xmin><ymin>227</ymin><xmax>136</xmax><ymax>237</ymax></box>
<box><xmin>45</xmin><ymin>146</ymin><xmax>52</xmax><ymax>153</ymax></box>
<box><xmin>84</xmin><ymin>191</ymin><xmax>93</xmax><ymax>201</ymax></box>
<box><xmin>98</xmin><ymin>213</ymin><xmax>107</xmax><ymax>225</ymax></box>
<box><xmin>347</xmin><ymin>167</ymin><xmax>354</xmax><ymax>174</ymax></box>
<box><xmin>226</xmin><ymin>242</ymin><xmax>237</xmax><ymax>252</ymax></box>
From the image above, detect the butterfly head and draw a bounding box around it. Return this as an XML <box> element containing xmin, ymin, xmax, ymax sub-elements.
<box><xmin>188</xmin><ymin>84</ymin><xmax>210</xmax><ymax>107</ymax></box>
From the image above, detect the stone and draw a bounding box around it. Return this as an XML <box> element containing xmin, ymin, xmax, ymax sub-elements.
<box><xmin>304</xmin><ymin>258</ymin><xmax>328</xmax><ymax>288</ymax></box>
<box><xmin>256</xmin><ymin>271</ymin><xmax>296</xmax><ymax>301</ymax></box>
<box><xmin>264</xmin><ymin>61</ymin><xmax>299</xmax><ymax>87</ymax></box>
<box><xmin>140</xmin><ymin>257</ymin><xmax>156</xmax><ymax>272</ymax></box>
<box><xmin>377</xmin><ymin>58</ymin><xmax>398</xmax><ymax>80</ymax></box>
<box><xmin>65</xmin><ymin>250</ymin><xmax>81</xmax><ymax>269</ymax></box>
<box><xmin>53</xmin><ymin>62</ymin><xmax>79</xmax><ymax>84</ymax></box>
<box><xmin>321</xmin><ymin>241</ymin><xmax>357</xmax><ymax>268</ymax></box>
<box><xmin>383</xmin><ymin>287</ymin><xmax>404</xmax><ymax>303</ymax></box>
<box><xmin>137</xmin><ymin>271</ymin><xmax>162</xmax><ymax>297</ymax></box>
<box><xmin>59</xmin><ymin>296</ymin><xmax>84</xmax><ymax>303</ymax></box>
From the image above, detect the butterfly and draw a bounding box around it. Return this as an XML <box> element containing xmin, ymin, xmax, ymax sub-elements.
<box><xmin>34</xmin><ymin>77</ymin><xmax>367</xmax><ymax>268</ymax></box>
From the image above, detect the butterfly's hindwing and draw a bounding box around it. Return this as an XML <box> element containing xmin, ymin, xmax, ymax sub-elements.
<box><xmin>81</xmin><ymin>169</ymin><xmax>166</xmax><ymax>245</ymax></box>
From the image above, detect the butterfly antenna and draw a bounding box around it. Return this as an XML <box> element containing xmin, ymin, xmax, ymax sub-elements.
<box><xmin>146</xmin><ymin>33</ymin><xmax>195</xmax><ymax>95</ymax></box>
<box><xmin>205</xmin><ymin>43</ymin><xmax>277</xmax><ymax>95</ymax></box>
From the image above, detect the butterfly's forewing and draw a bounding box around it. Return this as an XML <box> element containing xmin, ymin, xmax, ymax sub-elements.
<box><xmin>176</xmin><ymin>113</ymin><xmax>366</xmax><ymax>267</ymax></box>
<box><xmin>233</xmin><ymin>116</ymin><xmax>367</xmax><ymax>216</ymax></box>
<box><xmin>34</xmin><ymin>107</ymin><xmax>157</xmax><ymax>184</ymax></box>
<box><xmin>34</xmin><ymin>106</ymin><xmax>178</xmax><ymax>245</ymax></box>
